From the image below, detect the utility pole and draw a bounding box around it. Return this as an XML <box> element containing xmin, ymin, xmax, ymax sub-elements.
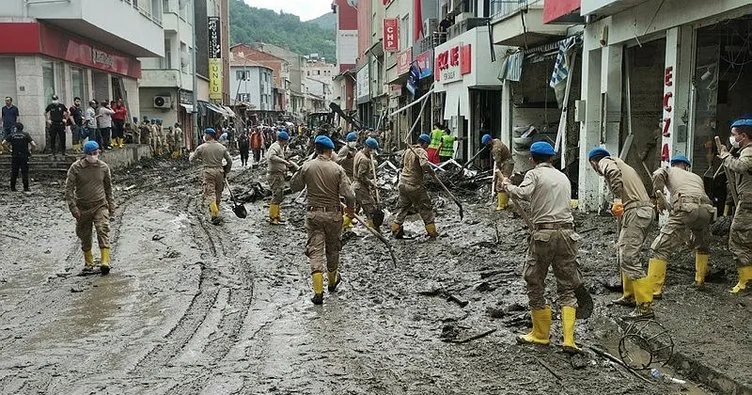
<box><xmin>191</xmin><ymin>0</ymin><xmax>199</xmax><ymax>149</ymax></box>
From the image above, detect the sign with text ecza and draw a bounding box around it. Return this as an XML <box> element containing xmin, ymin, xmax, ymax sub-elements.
<box><xmin>435</xmin><ymin>43</ymin><xmax>471</xmax><ymax>83</ymax></box>
<box><xmin>383</xmin><ymin>19</ymin><xmax>399</xmax><ymax>52</ymax></box>
<box><xmin>208</xmin><ymin>16</ymin><xmax>222</xmax><ymax>100</ymax></box>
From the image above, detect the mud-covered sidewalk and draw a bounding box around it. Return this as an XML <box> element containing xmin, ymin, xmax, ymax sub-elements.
<box><xmin>0</xmin><ymin>157</ymin><xmax>747</xmax><ymax>394</ymax></box>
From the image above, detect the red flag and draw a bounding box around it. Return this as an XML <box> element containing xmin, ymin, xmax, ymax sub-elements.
<box><xmin>414</xmin><ymin>0</ymin><xmax>423</xmax><ymax>41</ymax></box>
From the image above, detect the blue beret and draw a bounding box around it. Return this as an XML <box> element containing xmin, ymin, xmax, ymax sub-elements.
<box><xmin>530</xmin><ymin>141</ymin><xmax>556</xmax><ymax>156</ymax></box>
<box><xmin>481</xmin><ymin>134</ymin><xmax>492</xmax><ymax>145</ymax></box>
<box><xmin>204</xmin><ymin>128</ymin><xmax>216</xmax><ymax>135</ymax></box>
<box><xmin>346</xmin><ymin>132</ymin><xmax>357</xmax><ymax>142</ymax></box>
<box><xmin>365</xmin><ymin>137</ymin><xmax>379</xmax><ymax>150</ymax></box>
<box><xmin>314</xmin><ymin>135</ymin><xmax>335</xmax><ymax>149</ymax></box>
<box><xmin>418</xmin><ymin>134</ymin><xmax>431</xmax><ymax>143</ymax></box>
<box><xmin>277</xmin><ymin>131</ymin><xmax>290</xmax><ymax>141</ymax></box>
<box><xmin>83</xmin><ymin>141</ymin><xmax>100</xmax><ymax>154</ymax></box>
<box><xmin>587</xmin><ymin>147</ymin><xmax>611</xmax><ymax>161</ymax></box>
<box><xmin>731</xmin><ymin>118</ymin><xmax>752</xmax><ymax>128</ymax></box>
<box><xmin>670</xmin><ymin>155</ymin><xmax>691</xmax><ymax>166</ymax></box>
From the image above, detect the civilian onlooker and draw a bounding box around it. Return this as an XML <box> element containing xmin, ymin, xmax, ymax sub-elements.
<box><xmin>1</xmin><ymin>122</ymin><xmax>36</xmax><ymax>193</ymax></box>
<box><xmin>2</xmin><ymin>96</ymin><xmax>19</xmax><ymax>139</ymax></box>
<box><xmin>250</xmin><ymin>127</ymin><xmax>264</xmax><ymax>166</ymax></box>
<box><xmin>112</xmin><ymin>98</ymin><xmax>127</xmax><ymax>148</ymax></box>
<box><xmin>69</xmin><ymin>97</ymin><xmax>84</xmax><ymax>152</ymax></box>
<box><xmin>45</xmin><ymin>94</ymin><xmax>68</xmax><ymax>159</ymax></box>
<box><xmin>237</xmin><ymin>131</ymin><xmax>250</xmax><ymax>166</ymax></box>
<box><xmin>84</xmin><ymin>100</ymin><xmax>99</xmax><ymax>146</ymax></box>
<box><xmin>97</xmin><ymin>100</ymin><xmax>115</xmax><ymax>150</ymax></box>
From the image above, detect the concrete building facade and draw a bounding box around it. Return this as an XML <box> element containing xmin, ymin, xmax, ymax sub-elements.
<box><xmin>0</xmin><ymin>0</ymin><xmax>164</xmax><ymax>149</ymax></box>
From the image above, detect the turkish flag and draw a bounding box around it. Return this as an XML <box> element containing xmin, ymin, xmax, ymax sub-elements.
<box><xmin>414</xmin><ymin>0</ymin><xmax>423</xmax><ymax>40</ymax></box>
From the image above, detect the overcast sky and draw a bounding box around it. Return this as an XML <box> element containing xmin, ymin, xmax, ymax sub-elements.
<box><xmin>242</xmin><ymin>0</ymin><xmax>333</xmax><ymax>21</ymax></box>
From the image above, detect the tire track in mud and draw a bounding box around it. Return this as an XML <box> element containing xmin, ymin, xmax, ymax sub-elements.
<box><xmin>133</xmin><ymin>191</ymin><xmax>255</xmax><ymax>391</ymax></box>
<box><xmin>131</xmin><ymin>195</ymin><xmax>221</xmax><ymax>375</ymax></box>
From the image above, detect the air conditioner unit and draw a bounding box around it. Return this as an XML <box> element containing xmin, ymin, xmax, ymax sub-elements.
<box><xmin>153</xmin><ymin>95</ymin><xmax>172</xmax><ymax>109</ymax></box>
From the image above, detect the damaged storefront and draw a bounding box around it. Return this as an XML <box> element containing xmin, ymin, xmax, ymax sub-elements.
<box><xmin>578</xmin><ymin>0</ymin><xmax>752</xmax><ymax>211</ymax></box>
<box><xmin>497</xmin><ymin>37</ymin><xmax>582</xmax><ymax>180</ymax></box>
<box><xmin>434</xmin><ymin>25</ymin><xmax>503</xmax><ymax>163</ymax></box>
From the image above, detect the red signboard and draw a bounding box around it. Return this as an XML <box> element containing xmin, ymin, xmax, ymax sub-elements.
<box><xmin>397</xmin><ymin>48</ymin><xmax>412</xmax><ymax>75</ymax></box>
<box><xmin>543</xmin><ymin>0</ymin><xmax>580</xmax><ymax>24</ymax></box>
<box><xmin>0</xmin><ymin>22</ymin><xmax>141</xmax><ymax>79</ymax></box>
<box><xmin>434</xmin><ymin>44</ymin><xmax>471</xmax><ymax>82</ymax></box>
<box><xmin>383</xmin><ymin>19</ymin><xmax>399</xmax><ymax>53</ymax></box>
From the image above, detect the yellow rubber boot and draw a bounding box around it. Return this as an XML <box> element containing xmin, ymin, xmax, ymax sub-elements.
<box><xmin>561</xmin><ymin>306</ymin><xmax>581</xmax><ymax>353</ymax></box>
<box><xmin>625</xmin><ymin>277</ymin><xmax>655</xmax><ymax>319</ymax></box>
<box><xmin>611</xmin><ymin>272</ymin><xmax>635</xmax><ymax>306</ymax></box>
<box><xmin>342</xmin><ymin>214</ymin><xmax>353</xmax><ymax>230</ymax></box>
<box><xmin>496</xmin><ymin>192</ymin><xmax>509</xmax><ymax>211</ymax></box>
<box><xmin>730</xmin><ymin>265</ymin><xmax>752</xmax><ymax>294</ymax></box>
<box><xmin>84</xmin><ymin>250</ymin><xmax>94</xmax><ymax>267</ymax></box>
<box><xmin>269</xmin><ymin>204</ymin><xmax>280</xmax><ymax>224</ymax></box>
<box><xmin>695</xmin><ymin>252</ymin><xmax>710</xmax><ymax>286</ymax></box>
<box><xmin>518</xmin><ymin>306</ymin><xmax>551</xmax><ymax>345</ymax></box>
<box><xmin>100</xmin><ymin>248</ymin><xmax>111</xmax><ymax>275</ymax></box>
<box><xmin>327</xmin><ymin>270</ymin><xmax>341</xmax><ymax>292</ymax></box>
<box><xmin>311</xmin><ymin>272</ymin><xmax>324</xmax><ymax>304</ymax></box>
<box><xmin>425</xmin><ymin>223</ymin><xmax>439</xmax><ymax>238</ymax></box>
<box><xmin>210</xmin><ymin>201</ymin><xmax>219</xmax><ymax>217</ymax></box>
<box><xmin>391</xmin><ymin>223</ymin><xmax>404</xmax><ymax>239</ymax></box>
<box><xmin>647</xmin><ymin>258</ymin><xmax>668</xmax><ymax>298</ymax></box>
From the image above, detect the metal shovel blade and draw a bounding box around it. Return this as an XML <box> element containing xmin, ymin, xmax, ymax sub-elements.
<box><xmin>233</xmin><ymin>204</ymin><xmax>248</xmax><ymax>219</ymax></box>
<box><xmin>575</xmin><ymin>284</ymin><xmax>593</xmax><ymax>319</ymax></box>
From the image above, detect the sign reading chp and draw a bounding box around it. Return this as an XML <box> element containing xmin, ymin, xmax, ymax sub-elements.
<box><xmin>383</xmin><ymin>19</ymin><xmax>399</xmax><ymax>53</ymax></box>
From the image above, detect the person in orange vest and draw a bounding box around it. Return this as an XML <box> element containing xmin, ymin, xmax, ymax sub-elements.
<box><xmin>250</xmin><ymin>127</ymin><xmax>264</xmax><ymax>167</ymax></box>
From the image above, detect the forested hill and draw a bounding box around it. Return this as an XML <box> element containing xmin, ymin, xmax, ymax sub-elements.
<box><xmin>229</xmin><ymin>0</ymin><xmax>336</xmax><ymax>62</ymax></box>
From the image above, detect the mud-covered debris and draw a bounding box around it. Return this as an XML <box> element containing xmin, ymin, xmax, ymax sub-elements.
<box><xmin>486</xmin><ymin>307</ymin><xmax>505</xmax><ymax>319</ymax></box>
<box><xmin>599</xmin><ymin>275</ymin><xmax>623</xmax><ymax>292</ymax></box>
<box><xmin>152</xmin><ymin>234</ymin><xmax>165</xmax><ymax>241</ymax></box>
<box><xmin>712</xmin><ymin>216</ymin><xmax>732</xmax><ymax>236</ymax></box>
<box><xmin>70</xmin><ymin>287</ymin><xmax>84</xmax><ymax>293</ymax></box>
<box><xmin>505</xmin><ymin>303</ymin><xmax>526</xmax><ymax>313</ymax></box>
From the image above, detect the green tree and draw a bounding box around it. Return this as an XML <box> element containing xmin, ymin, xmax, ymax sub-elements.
<box><xmin>229</xmin><ymin>0</ymin><xmax>337</xmax><ymax>63</ymax></box>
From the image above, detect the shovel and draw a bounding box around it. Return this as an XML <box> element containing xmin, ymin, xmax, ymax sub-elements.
<box><xmin>225</xmin><ymin>178</ymin><xmax>248</xmax><ymax>219</ymax></box>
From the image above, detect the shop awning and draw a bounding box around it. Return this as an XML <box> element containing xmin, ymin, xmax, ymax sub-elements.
<box><xmin>221</xmin><ymin>105</ymin><xmax>236</xmax><ymax>117</ymax></box>
<box><xmin>180</xmin><ymin>103</ymin><xmax>194</xmax><ymax>113</ymax></box>
<box><xmin>205</xmin><ymin>103</ymin><xmax>236</xmax><ymax>117</ymax></box>
<box><xmin>442</xmin><ymin>84</ymin><xmax>469</xmax><ymax>121</ymax></box>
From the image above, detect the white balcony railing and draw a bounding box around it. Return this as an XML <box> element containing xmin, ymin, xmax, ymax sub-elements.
<box><xmin>120</xmin><ymin>0</ymin><xmax>162</xmax><ymax>26</ymax></box>
<box><xmin>490</xmin><ymin>0</ymin><xmax>542</xmax><ymax>19</ymax></box>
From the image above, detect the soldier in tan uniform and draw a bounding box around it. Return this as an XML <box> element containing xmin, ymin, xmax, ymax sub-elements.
<box><xmin>391</xmin><ymin>134</ymin><xmax>438</xmax><ymax>239</ymax></box>
<box><xmin>353</xmin><ymin>137</ymin><xmax>380</xmax><ymax>230</ymax></box>
<box><xmin>482</xmin><ymin>134</ymin><xmax>514</xmax><ymax>210</ymax></box>
<box><xmin>173</xmin><ymin>123</ymin><xmax>184</xmax><ymax>158</ymax></box>
<box><xmin>189</xmin><ymin>128</ymin><xmax>232</xmax><ymax>224</ymax></box>
<box><xmin>718</xmin><ymin>118</ymin><xmax>752</xmax><ymax>293</ymax></box>
<box><xmin>502</xmin><ymin>142</ymin><xmax>583</xmax><ymax>353</ymax></box>
<box><xmin>648</xmin><ymin>155</ymin><xmax>715</xmax><ymax>296</ymax></box>
<box><xmin>588</xmin><ymin>147</ymin><xmax>655</xmax><ymax>319</ymax></box>
<box><xmin>65</xmin><ymin>141</ymin><xmax>115</xmax><ymax>275</ymax></box>
<box><xmin>336</xmin><ymin>132</ymin><xmax>358</xmax><ymax>229</ymax></box>
<box><xmin>290</xmin><ymin>135</ymin><xmax>356</xmax><ymax>305</ymax></box>
<box><xmin>266</xmin><ymin>130</ymin><xmax>296</xmax><ymax>224</ymax></box>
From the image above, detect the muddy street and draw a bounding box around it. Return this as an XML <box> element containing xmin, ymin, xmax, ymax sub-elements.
<box><xmin>0</xmin><ymin>157</ymin><xmax>742</xmax><ymax>394</ymax></box>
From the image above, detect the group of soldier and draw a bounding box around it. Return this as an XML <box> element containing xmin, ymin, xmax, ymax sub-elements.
<box><xmin>57</xmin><ymin>113</ymin><xmax>752</xmax><ymax>352</ymax></box>
<box><xmin>135</xmin><ymin>117</ymin><xmax>185</xmax><ymax>159</ymax></box>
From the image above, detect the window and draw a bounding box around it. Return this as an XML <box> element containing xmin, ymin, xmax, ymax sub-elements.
<box><xmin>236</xmin><ymin>70</ymin><xmax>250</xmax><ymax>80</ymax></box>
<box><xmin>42</xmin><ymin>61</ymin><xmax>55</xmax><ymax>102</ymax></box>
<box><xmin>399</xmin><ymin>15</ymin><xmax>410</xmax><ymax>49</ymax></box>
<box><xmin>163</xmin><ymin>0</ymin><xmax>170</xmax><ymax>12</ymax></box>
<box><xmin>71</xmin><ymin>67</ymin><xmax>85</xmax><ymax>101</ymax></box>
<box><xmin>163</xmin><ymin>39</ymin><xmax>172</xmax><ymax>69</ymax></box>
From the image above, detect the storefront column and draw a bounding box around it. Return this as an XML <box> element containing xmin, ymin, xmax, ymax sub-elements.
<box><xmin>663</xmin><ymin>26</ymin><xmax>694</xmax><ymax>162</ymax></box>
<box><xmin>578</xmin><ymin>45</ymin><xmax>604</xmax><ymax>211</ymax></box>
<box><xmin>15</xmin><ymin>56</ymin><xmax>46</xmax><ymax>149</ymax></box>
<box><xmin>601</xmin><ymin>43</ymin><xmax>623</xmax><ymax>153</ymax></box>
<box><xmin>501</xmin><ymin>80</ymin><xmax>512</xmax><ymax>145</ymax></box>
